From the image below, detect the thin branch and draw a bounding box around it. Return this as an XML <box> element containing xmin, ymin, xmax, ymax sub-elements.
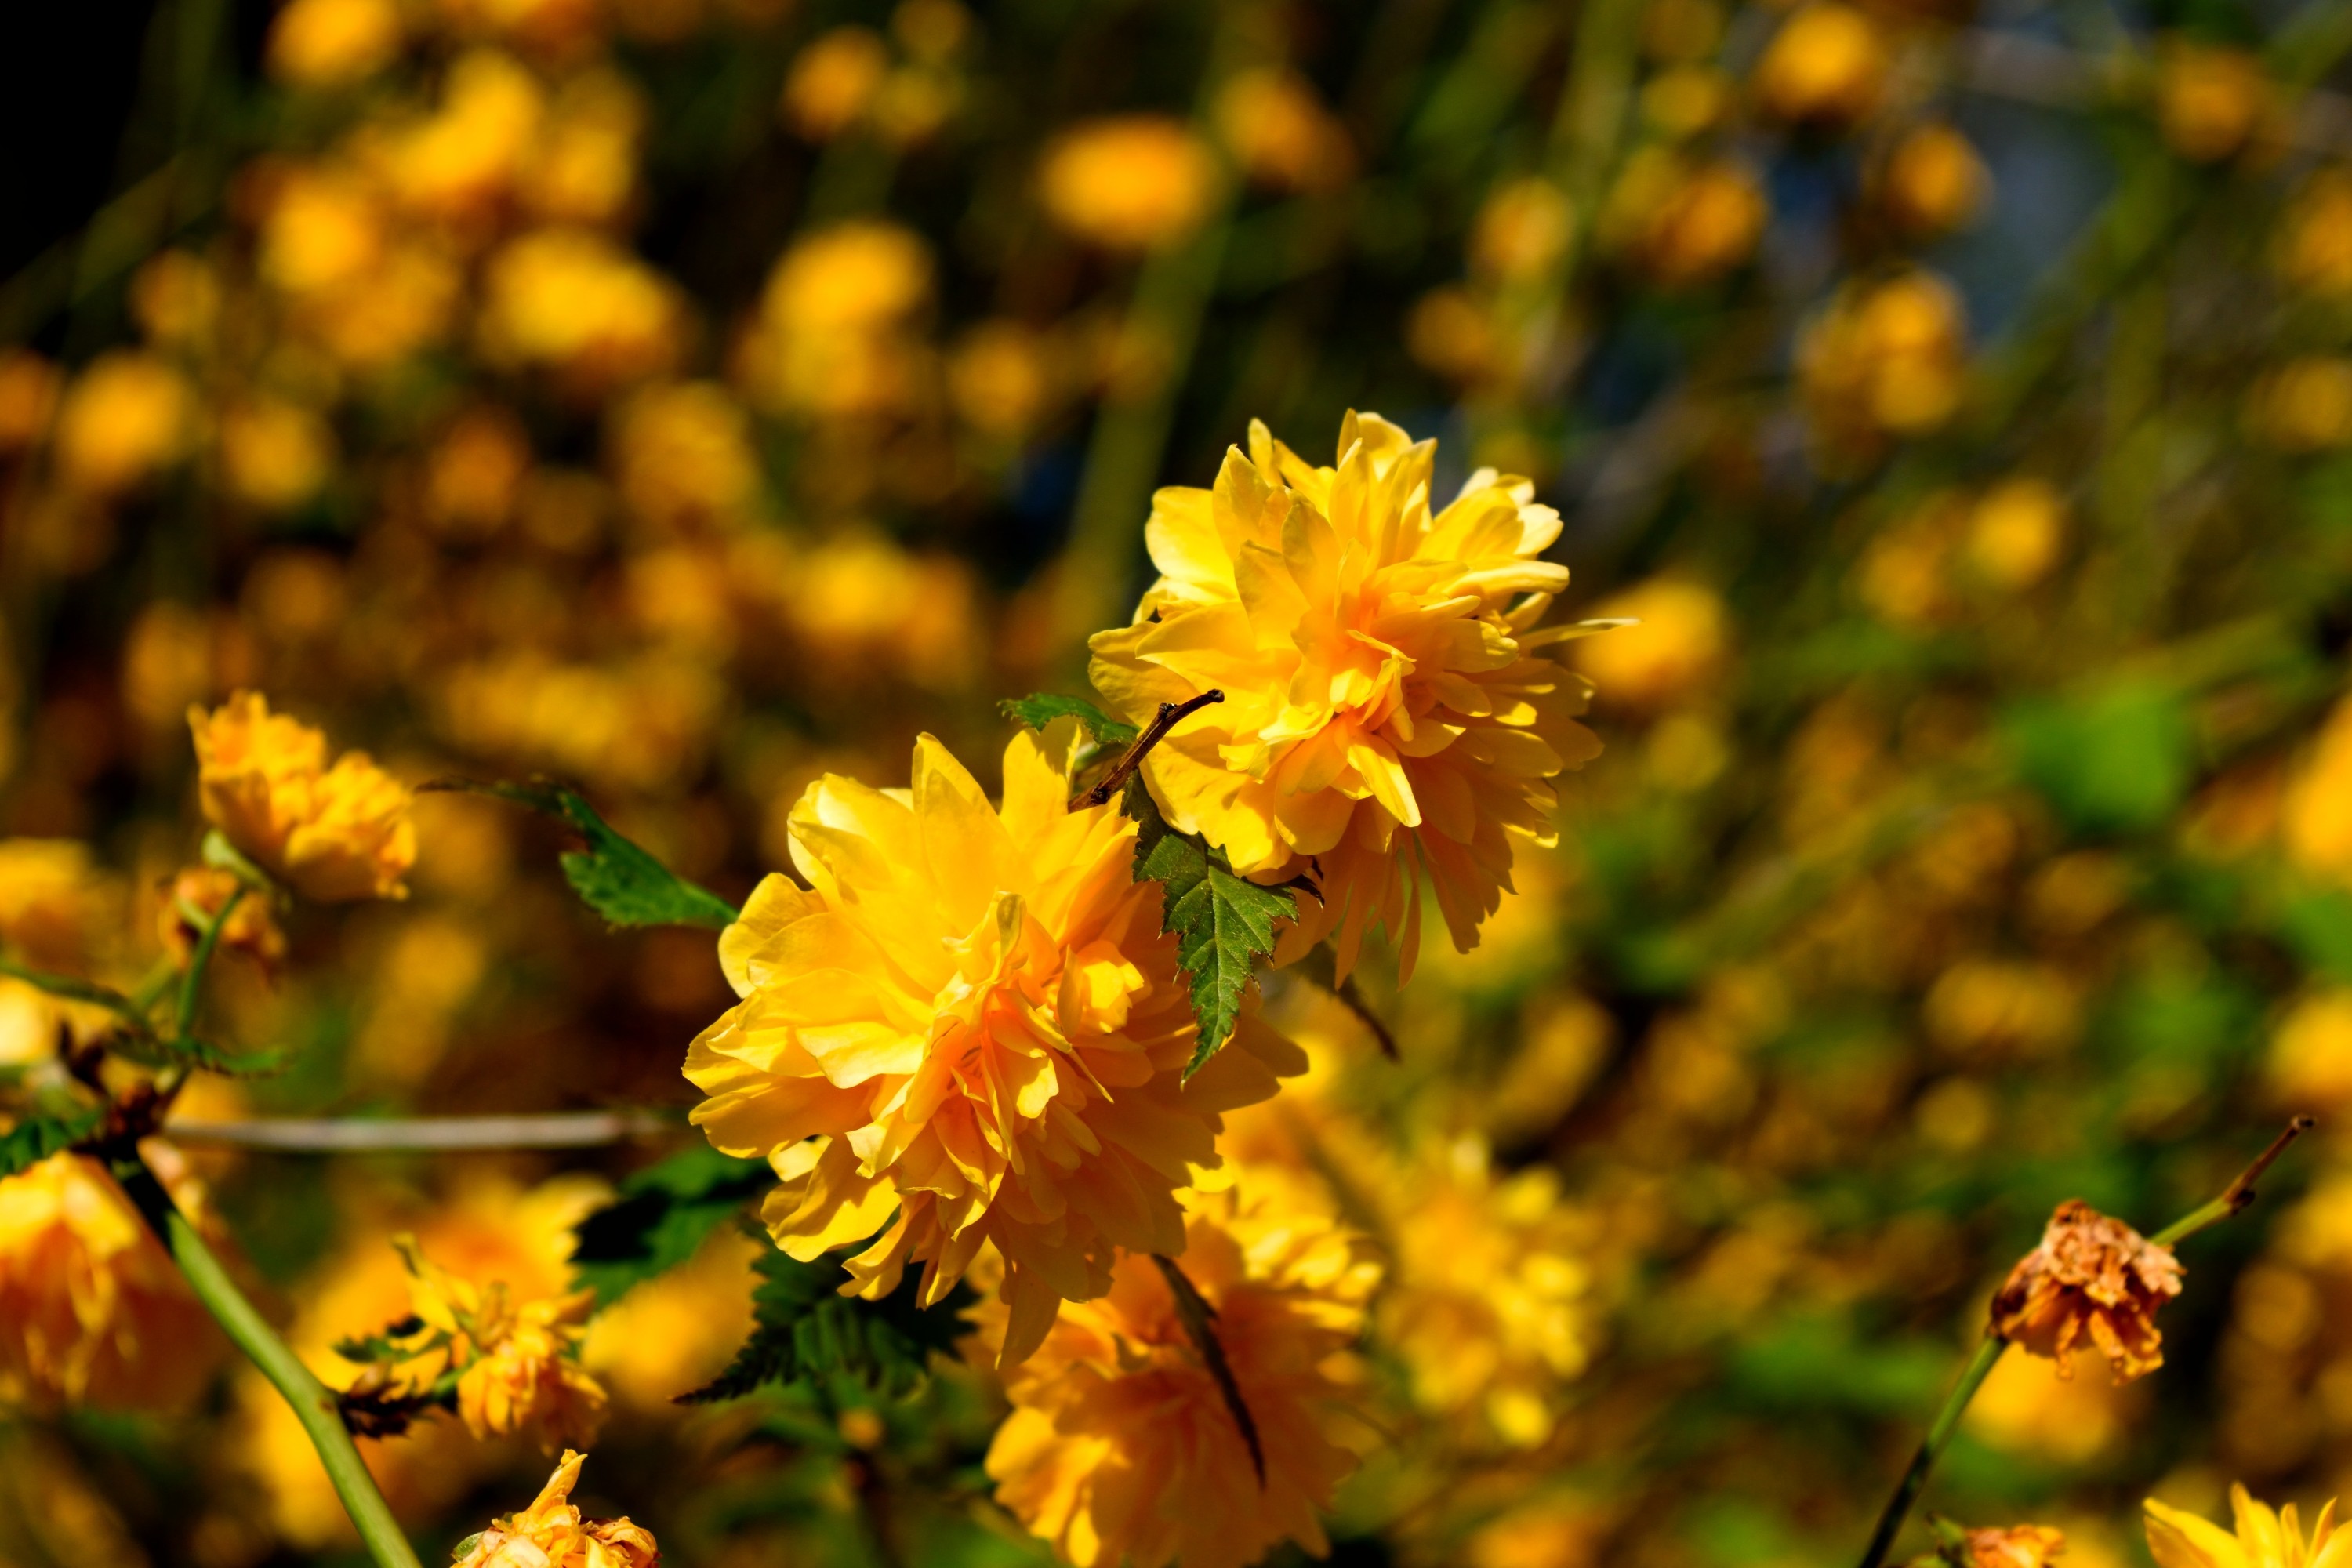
<box><xmin>2149</xmin><ymin>1115</ymin><xmax>2318</xmax><ymax>1247</ymax></box>
<box><xmin>162</xmin><ymin>1110</ymin><xmax>680</xmax><ymax>1152</ymax></box>
<box><xmin>1151</xmin><ymin>1252</ymin><xmax>1265</xmax><ymax>1486</ymax></box>
<box><xmin>1083</xmin><ymin>691</ymin><xmax>1225</xmax><ymax>807</ymax></box>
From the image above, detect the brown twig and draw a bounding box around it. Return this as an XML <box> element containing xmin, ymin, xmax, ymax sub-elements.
<box><xmin>1083</xmin><ymin>691</ymin><xmax>1225</xmax><ymax>807</ymax></box>
<box><xmin>1151</xmin><ymin>1252</ymin><xmax>1265</xmax><ymax>1486</ymax></box>
<box><xmin>2148</xmin><ymin>1115</ymin><xmax>2319</xmax><ymax>1247</ymax></box>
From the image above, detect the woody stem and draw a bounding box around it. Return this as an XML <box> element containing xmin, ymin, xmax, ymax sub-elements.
<box><xmin>1855</xmin><ymin>1334</ymin><xmax>2009</xmax><ymax>1568</ymax></box>
<box><xmin>113</xmin><ymin>1153</ymin><xmax>423</xmax><ymax>1568</ymax></box>
<box><xmin>2147</xmin><ymin>1115</ymin><xmax>2318</xmax><ymax>1247</ymax></box>
<box><xmin>1083</xmin><ymin>691</ymin><xmax>1225</xmax><ymax>808</ymax></box>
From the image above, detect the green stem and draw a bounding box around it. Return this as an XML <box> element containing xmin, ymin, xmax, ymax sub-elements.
<box><xmin>173</xmin><ymin>884</ymin><xmax>244</xmax><ymax>1040</ymax></box>
<box><xmin>1855</xmin><ymin>1334</ymin><xmax>2008</xmax><ymax>1568</ymax></box>
<box><xmin>114</xmin><ymin>1156</ymin><xmax>423</xmax><ymax>1568</ymax></box>
<box><xmin>2148</xmin><ymin>1116</ymin><xmax>2317</xmax><ymax>1247</ymax></box>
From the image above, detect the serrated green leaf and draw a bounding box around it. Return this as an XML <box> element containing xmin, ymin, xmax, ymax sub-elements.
<box><xmin>1</xmin><ymin>1109</ymin><xmax>101</xmax><ymax>1179</ymax></box>
<box><xmin>425</xmin><ymin>779</ymin><xmax>739</xmax><ymax>930</ymax></box>
<box><xmin>679</xmin><ymin>1229</ymin><xmax>973</xmax><ymax>1405</ymax></box>
<box><xmin>1137</xmin><ymin>829</ymin><xmax>1297</xmax><ymax>1076</ymax></box>
<box><xmin>571</xmin><ymin>1143</ymin><xmax>776</xmax><ymax>1305</ymax></box>
<box><xmin>998</xmin><ymin>694</ymin><xmax>1138</xmax><ymax>747</ymax></box>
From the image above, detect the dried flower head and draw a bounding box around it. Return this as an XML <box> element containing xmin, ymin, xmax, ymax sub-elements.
<box><xmin>189</xmin><ymin>691</ymin><xmax>416</xmax><ymax>902</ymax></box>
<box><xmin>453</xmin><ymin>1450</ymin><xmax>659</xmax><ymax>1568</ymax></box>
<box><xmin>1087</xmin><ymin>411</ymin><xmax>1602</xmax><ymax>982</ymax></box>
<box><xmin>687</xmin><ymin>728</ymin><xmax>1301</xmax><ymax>1367</ymax></box>
<box><xmin>1990</xmin><ymin>1199</ymin><xmax>2183</xmax><ymax>1382</ymax></box>
<box><xmin>2145</xmin><ymin>1483</ymin><xmax>2342</xmax><ymax>1568</ymax></box>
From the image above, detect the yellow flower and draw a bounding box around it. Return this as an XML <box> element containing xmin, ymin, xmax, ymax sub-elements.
<box><xmin>1798</xmin><ymin>270</ymin><xmax>1969</xmax><ymax>453</ymax></box>
<box><xmin>350</xmin><ymin>1236</ymin><xmax>608</xmax><ymax>1450</ymax></box>
<box><xmin>978</xmin><ymin>1171</ymin><xmax>1381</xmax><ymax>1568</ymax></box>
<box><xmin>158</xmin><ymin>865</ymin><xmax>289</xmax><ymax>971</ymax></box>
<box><xmin>782</xmin><ymin>25</ymin><xmax>891</xmax><ymax>140</ymax></box>
<box><xmin>189</xmin><ymin>691</ymin><xmax>416</xmax><ymax>902</ymax></box>
<box><xmin>0</xmin><ymin>1150</ymin><xmax>227</xmax><ymax>1410</ymax></box>
<box><xmin>266</xmin><ymin>0</ymin><xmax>403</xmax><ymax>87</ymax></box>
<box><xmin>1567</xmin><ymin>576</ymin><xmax>1726</xmax><ymax>713</ymax></box>
<box><xmin>1879</xmin><ymin>122</ymin><xmax>1991</xmax><ymax>238</ymax></box>
<box><xmin>1965</xmin><ymin>477</ymin><xmax>2065</xmax><ymax>590</ymax></box>
<box><xmin>370</xmin><ymin>49</ymin><xmax>545</xmax><ymax>226</ymax></box>
<box><xmin>2266</xmin><ymin>991</ymin><xmax>2352</xmax><ymax>1111</ymax></box>
<box><xmin>453</xmin><ymin>1450</ymin><xmax>659</xmax><ymax>1568</ymax></box>
<box><xmin>1040</xmin><ymin>116</ymin><xmax>1218</xmax><ymax>252</ymax></box>
<box><xmin>2157</xmin><ymin>40</ymin><xmax>2269</xmax><ymax>164</ymax></box>
<box><xmin>1088</xmin><ymin>411</ymin><xmax>1602</xmax><ymax>980</ymax></box>
<box><xmin>477</xmin><ymin>229</ymin><xmax>682</xmax><ymax>390</ymax></box>
<box><xmin>687</xmin><ymin>728</ymin><xmax>1302</xmax><ymax>1365</ymax></box>
<box><xmin>1970</xmin><ymin>1526</ymin><xmax>2070</xmax><ymax>1568</ymax></box>
<box><xmin>2145</xmin><ymin>1485</ymin><xmax>2346</xmax><ymax>1568</ymax></box>
<box><xmin>1378</xmin><ymin>1137</ymin><xmax>1592</xmax><ymax>1447</ymax></box>
<box><xmin>53</xmin><ymin>352</ymin><xmax>195</xmax><ymax>496</ymax></box>
<box><xmin>1991</xmin><ymin>1200</ymin><xmax>2183</xmax><ymax>1382</ymax></box>
<box><xmin>1603</xmin><ymin>148</ymin><xmax>1766</xmax><ymax>289</ymax></box>
<box><xmin>0</xmin><ymin>838</ymin><xmax>108</xmax><ymax>972</ymax></box>
<box><xmin>2252</xmin><ymin>358</ymin><xmax>2352</xmax><ymax>452</ymax></box>
<box><xmin>1472</xmin><ymin>178</ymin><xmax>1576</xmax><ymax>283</ymax></box>
<box><xmin>2279</xmin><ymin>170</ymin><xmax>2352</xmax><ymax>297</ymax></box>
<box><xmin>2285</xmin><ymin>695</ymin><xmax>2352</xmax><ymax>883</ymax></box>
<box><xmin>1752</xmin><ymin>3</ymin><xmax>1887</xmax><ymax>129</ymax></box>
<box><xmin>579</xmin><ymin>1224</ymin><xmax>760</xmax><ymax>1410</ymax></box>
<box><xmin>608</xmin><ymin>380</ymin><xmax>762</xmax><ymax>532</ymax></box>
<box><xmin>220</xmin><ymin>397</ymin><xmax>337</xmax><ymax>512</ymax></box>
<box><xmin>738</xmin><ymin>221</ymin><xmax>933</xmax><ymax>419</ymax></box>
<box><xmin>1214</xmin><ymin>68</ymin><xmax>1352</xmax><ymax>194</ymax></box>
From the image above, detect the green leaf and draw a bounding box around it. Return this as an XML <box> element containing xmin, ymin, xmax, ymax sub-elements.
<box><xmin>2003</xmin><ymin>682</ymin><xmax>2194</xmax><ymax>836</ymax></box>
<box><xmin>679</xmin><ymin>1229</ymin><xmax>973</xmax><ymax>1405</ymax></box>
<box><xmin>425</xmin><ymin>779</ymin><xmax>739</xmax><ymax>930</ymax></box>
<box><xmin>571</xmin><ymin>1143</ymin><xmax>776</xmax><ymax>1305</ymax></box>
<box><xmin>1</xmin><ymin>1109</ymin><xmax>101</xmax><ymax>1179</ymax></box>
<box><xmin>0</xmin><ymin>959</ymin><xmax>153</xmax><ymax>1034</ymax></box>
<box><xmin>1136</xmin><ymin>827</ymin><xmax>1298</xmax><ymax>1076</ymax></box>
<box><xmin>998</xmin><ymin>694</ymin><xmax>1138</xmax><ymax>748</ymax></box>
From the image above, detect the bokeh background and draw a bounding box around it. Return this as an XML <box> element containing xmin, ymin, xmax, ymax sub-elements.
<box><xmin>6</xmin><ymin>0</ymin><xmax>2352</xmax><ymax>1564</ymax></box>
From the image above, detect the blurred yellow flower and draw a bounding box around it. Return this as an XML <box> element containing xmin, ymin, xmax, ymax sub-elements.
<box><xmin>2285</xmin><ymin>693</ymin><xmax>2352</xmax><ymax>883</ymax></box>
<box><xmin>1473</xmin><ymin>177</ymin><xmax>1576</xmax><ymax>283</ymax></box>
<box><xmin>1569</xmin><ymin>576</ymin><xmax>1726</xmax><ymax>713</ymax></box>
<box><xmin>1603</xmin><ymin>148</ymin><xmax>1766</xmax><ymax>289</ymax></box>
<box><xmin>1040</xmin><ymin>115</ymin><xmax>1218</xmax><ymax>252</ymax></box>
<box><xmin>782</xmin><ymin>25</ymin><xmax>890</xmax><ymax>140</ymax></box>
<box><xmin>1090</xmin><ymin>411</ymin><xmax>1601</xmax><ymax>979</ymax></box>
<box><xmin>1925</xmin><ymin>958</ymin><xmax>2081</xmax><ymax>1059</ymax></box>
<box><xmin>740</xmin><ymin>220</ymin><xmax>933</xmax><ymax>419</ymax></box>
<box><xmin>2144</xmin><ymin>1484</ymin><xmax>2342</xmax><ymax>1568</ymax></box>
<box><xmin>0</xmin><ymin>837</ymin><xmax>107</xmax><ymax>971</ymax></box>
<box><xmin>0</xmin><ymin>349</ymin><xmax>60</xmax><ymax>452</ymax></box>
<box><xmin>0</xmin><ymin>1150</ymin><xmax>227</xmax><ymax>1410</ymax></box>
<box><xmin>608</xmin><ymin>380</ymin><xmax>761</xmax><ymax>532</ymax></box>
<box><xmin>1215</xmin><ymin>68</ymin><xmax>1352</xmax><ymax>194</ymax></box>
<box><xmin>1753</xmin><ymin>3</ymin><xmax>1886</xmax><ymax>129</ymax></box>
<box><xmin>189</xmin><ymin>690</ymin><xmax>416</xmax><ymax>902</ymax></box>
<box><xmin>1406</xmin><ymin>285</ymin><xmax>1504</xmax><ymax>387</ymax></box>
<box><xmin>687</xmin><ymin>728</ymin><xmax>1301</xmax><ymax>1365</ymax></box>
<box><xmin>477</xmin><ymin>228</ymin><xmax>682</xmax><ymax>388</ymax></box>
<box><xmin>950</xmin><ymin>320</ymin><xmax>1058</xmax><ymax>438</ymax></box>
<box><xmin>526</xmin><ymin>70</ymin><xmax>646</xmax><ymax>227</ymax></box>
<box><xmin>1965</xmin><ymin>477</ymin><xmax>2066</xmax><ymax>590</ymax></box>
<box><xmin>1381</xmin><ymin>1137</ymin><xmax>1592</xmax><ymax>1446</ymax></box>
<box><xmin>158</xmin><ymin>865</ymin><xmax>288</xmax><ymax>971</ymax></box>
<box><xmin>1879</xmin><ymin>122</ymin><xmax>1991</xmax><ymax>238</ymax></box>
<box><xmin>2157</xmin><ymin>40</ymin><xmax>2269</xmax><ymax>164</ymax></box>
<box><xmin>267</xmin><ymin>0</ymin><xmax>403</xmax><ymax>88</ymax></box>
<box><xmin>2266</xmin><ymin>991</ymin><xmax>2352</xmax><ymax>1111</ymax></box>
<box><xmin>2253</xmin><ymin>357</ymin><xmax>2352</xmax><ymax>452</ymax></box>
<box><xmin>130</xmin><ymin>249</ymin><xmax>223</xmax><ymax>349</ymax></box>
<box><xmin>452</xmin><ymin>1450</ymin><xmax>659</xmax><ymax>1568</ymax></box>
<box><xmin>2279</xmin><ymin>169</ymin><xmax>2352</xmax><ymax>296</ymax></box>
<box><xmin>1798</xmin><ymin>270</ymin><xmax>1969</xmax><ymax>452</ymax></box>
<box><xmin>978</xmin><ymin>1171</ymin><xmax>1380</xmax><ymax>1568</ymax></box>
<box><xmin>259</xmin><ymin>165</ymin><xmax>386</xmax><ymax>299</ymax></box>
<box><xmin>371</xmin><ymin>49</ymin><xmax>546</xmax><ymax>227</ymax></box>
<box><xmin>53</xmin><ymin>352</ymin><xmax>195</xmax><ymax>496</ymax></box>
<box><xmin>580</xmin><ymin>1225</ymin><xmax>760</xmax><ymax>1409</ymax></box>
<box><xmin>1965</xmin><ymin>1342</ymin><xmax>2143</xmax><ymax>1465</ymax></box>
<box><xmin>779</xmin><ymin>530</ymin><xmax>983</xmax><ymax>690</ymax></box>
<box><xmin>220</xmin><ymin>397</ymin><xmax>337</xmax><ymax>511</ymax></box>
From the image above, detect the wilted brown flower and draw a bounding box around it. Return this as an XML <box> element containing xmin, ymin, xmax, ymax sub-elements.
<box><xmin>1990</xmin><ymin>1200</ymin><xmax>2183</xmax><ymax>1381</ymax></box>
